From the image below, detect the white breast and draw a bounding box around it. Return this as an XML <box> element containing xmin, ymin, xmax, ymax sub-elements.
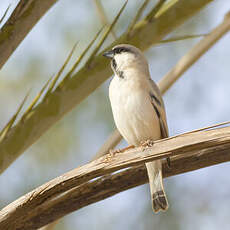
<box><xmin>109</xmin><ymin>76</ymin><xmax>161</xmax><ymax>146</ymax></box>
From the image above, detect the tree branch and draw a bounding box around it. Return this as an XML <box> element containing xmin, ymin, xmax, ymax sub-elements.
<box><xmin>0</xmin><ymin>0</ymin><xmax>213</xmax><ymax>174</ymax></box>
<box><xmin>1</xmin><ymin>124</ymin><xmax>230</xmax><ymax>229</ymax></box>
<box><xmin>0</xmin><ymin>0</ymin><xmax>57</xmax><ymax>70</ymax></box>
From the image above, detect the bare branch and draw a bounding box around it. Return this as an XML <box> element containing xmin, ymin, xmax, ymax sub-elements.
<box><xmin>1</xmin><ymin>124</ymin><xmax>230</xmax><ymax>229</ymax></box>
<box><xmin>0</xmin><ymin>0</ymin><xmax>57</xmax><ymax>70</ymax></box>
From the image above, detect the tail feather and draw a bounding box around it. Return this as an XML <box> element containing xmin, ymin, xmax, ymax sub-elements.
<box><xmin>152</xmin><ymin>190</ymin><xmax>168</xmax><ymax>212</ymax></box>
<box><xmin>146</xmin><ymin>160</ymin><xmax>168</xmax><ymax>213</ymax></box>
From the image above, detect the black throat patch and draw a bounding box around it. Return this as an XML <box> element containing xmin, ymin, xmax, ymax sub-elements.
<box><xmin>112</xmin><ymin>59</ymin><xmax>117</xmax><ymax>70</ymax></box>
<box><xmin>117</xmin><ymin>70</ymin><xmax>124</xmax><ymax>79</ymax></box>
<box><xmin>112</xmin><ymin>59</ymin><xmax>124</xmax><ymax>79</ymax></box>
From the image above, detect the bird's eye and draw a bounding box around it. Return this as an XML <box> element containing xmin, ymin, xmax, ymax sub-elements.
<box><xmin>115</xmin><ymin>48</ymin><xmax>121</xmax><ymax>54</ymax></box>
<box><xmin>118</xmin><ymin>48</ymin><xmax>124</xmax><ymax>53</ymax></box>
<box><xmin>113</xmin><ymin>47</ymin><xmax>129</xmax><ymax>54</ymax></box>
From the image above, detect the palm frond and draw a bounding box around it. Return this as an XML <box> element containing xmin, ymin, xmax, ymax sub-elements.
<box><xmin>45</xmin><ymin>43</ymin><xmax>78</xmax><ymax>97</ymax></box>
<box><xmin>158</xmin><ymin>33</ymin><xmax>207</xmax><ymax>44</ymax></box>
<box><xmin>86</xmin><ymin>0</ymin><xmax>128</xmax><ymax>66</ymax></box>
<box><xmin>146</xmin><ymin>0</ymin><xmax>167</xmax><ymax>21</ymax></box>
<box><xmin>0</xmin><ymin>92</ymin><xmax>29</xmax><ymax>142</ymax></box>
<box><xmin>0</xmin><ymin>4</ymin><xmax>11</xmax><ymax>26</ymax></box>
<box><xmin>59</xmin><ymin>27</ymin><xmax>104</xmax><ymax>88</ymax></box>
<box><xmin>127</xmin><ymin>0</ymin><xmax>150</xmax><ymax>35</ymax></box>
<box><xmin>23</xmin><ymin>77</ymin><xmax>53</xmax><ymax>117</ymax></box>
<box><xmin>94</xmin><ymin>0</ymin><xmax>117</xmax><ymax>39</ymax></box>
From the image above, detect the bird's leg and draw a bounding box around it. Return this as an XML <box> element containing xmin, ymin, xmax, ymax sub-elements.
<box><xmin>101</xmin><ymin>145</ymin><xmax>136</xmax><ymax>179</ymax></box>
<box><xmin>140</xmin><ymin>140</ymin><xmax>171</xmax><ymax>168</ymax></box>
<box><xmin>121</xmin><ymin>145</ymin><xmax>135</xmax><ymax>152</ymax></box>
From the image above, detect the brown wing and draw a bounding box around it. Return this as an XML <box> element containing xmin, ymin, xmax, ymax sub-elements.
<box><xmin>148</xmin><ymin>79</ymin><xmax>169</xmax><ymax>138</ymax></box>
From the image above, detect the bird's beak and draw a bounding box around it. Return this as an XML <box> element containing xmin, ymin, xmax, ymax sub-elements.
<box><xmin>103</xmin><ymin>50</ymin><xmax>114</xmax><ymax>59</ymax></box>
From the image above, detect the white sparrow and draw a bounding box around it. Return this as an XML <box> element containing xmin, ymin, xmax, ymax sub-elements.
<box><xmin>103</xmin><ymin>44</ymin><xmax>169</xmax><ymax>212</ymax></box>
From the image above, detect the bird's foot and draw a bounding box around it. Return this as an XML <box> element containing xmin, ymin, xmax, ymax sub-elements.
<box><xmin>140</xmin><ymin>139</ymin><xmax>155</xmax><ymax>148</ymax></box>
<box><xmin>105</xmin><ymin>146</ymin><xmax>135</xmax><ymax>163</ymax></box>
<box><xmin>104</xmin><ymin>149</ymin><xmax>120</xmax><ymax>163</ymax></box>
<box><xmin>140</xmin><ymin>140</ymin><xmax>171</xmax><ymax>168</ymax></box>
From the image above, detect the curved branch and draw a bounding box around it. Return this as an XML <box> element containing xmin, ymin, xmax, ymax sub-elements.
<box><xmin>1</xmin><ymin>124</ymin><xmax>230</xmax><ymax>229</ymax></box>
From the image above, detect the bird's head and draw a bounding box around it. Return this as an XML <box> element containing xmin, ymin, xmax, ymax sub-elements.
<box><xmin>103</xmin><ymin>44</ymin><xmax>148</xmax><ymax>75</ymax></box>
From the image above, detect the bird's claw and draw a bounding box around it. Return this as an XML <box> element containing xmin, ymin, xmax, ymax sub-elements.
<box><xmin>140</xmin><ymin>139</ymin><xmax>154</xmax><ymax>148</ymax></box>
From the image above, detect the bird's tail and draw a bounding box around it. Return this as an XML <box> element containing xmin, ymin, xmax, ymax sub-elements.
<box><xmin>145</xmin><ymin>160</ymin><xmax>168</xmax><ymax>213</ymax></box>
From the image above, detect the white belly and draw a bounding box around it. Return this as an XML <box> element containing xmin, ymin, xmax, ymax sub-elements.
<box><xmin>109</xmin><ymin>77</ymin><xmax>161</xmax><ymax>146</ymax></box>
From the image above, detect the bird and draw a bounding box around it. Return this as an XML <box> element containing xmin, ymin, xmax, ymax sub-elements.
<box><xmin>103</xmin><ymin>44</ymin><xmax>169</xmax><ymax>213</ymax></box>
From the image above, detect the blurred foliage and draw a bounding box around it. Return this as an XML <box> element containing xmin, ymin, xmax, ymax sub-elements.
<box><xmin>0</xmin><ymin>0</ymin><xmax>230</xmax><ymax>230</ymax></box>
